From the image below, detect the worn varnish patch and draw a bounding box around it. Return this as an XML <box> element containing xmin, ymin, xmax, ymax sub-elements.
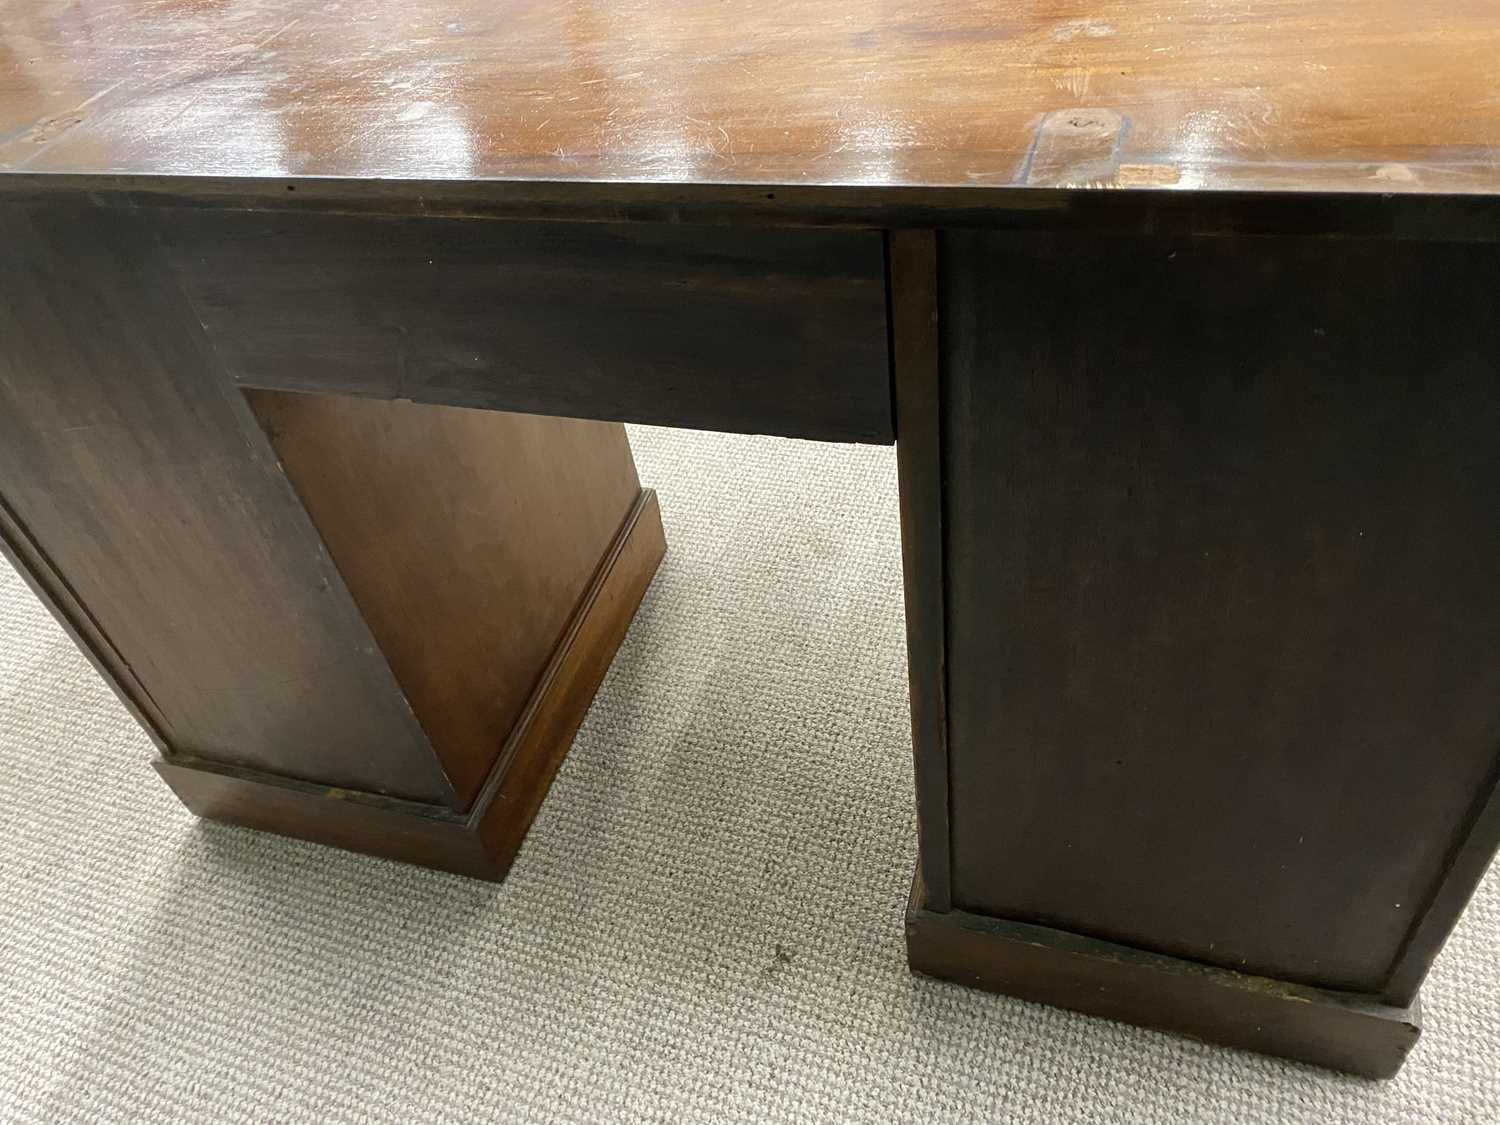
<box><xmin>1022</xmin><ymin>109</ymin><xmax>1126</xmax><ymax>188</ymax></box>
<box><xmin>1116</xmin><ymin>163</ymin><xmax>1182</xmax><ymax>187</ymax></box>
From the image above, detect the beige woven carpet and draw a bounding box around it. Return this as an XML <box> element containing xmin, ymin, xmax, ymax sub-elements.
<box><xmin>2</xmin><ymin>426</ymin><xmax>1497</xmax><ymax>1123</ymax></box>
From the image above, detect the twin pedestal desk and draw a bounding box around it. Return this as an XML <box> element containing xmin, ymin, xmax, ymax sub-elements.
<box><xmin>3</xmin><ymin>0</ymin><xmax>1499</xmax><ymax>1080</ymax></box>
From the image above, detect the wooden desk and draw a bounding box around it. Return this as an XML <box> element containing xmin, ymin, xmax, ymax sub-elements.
<box><xmin>3</xmin><ymin>0</ymin><xmax>1498</xmax><ymax>1079</ymax></box>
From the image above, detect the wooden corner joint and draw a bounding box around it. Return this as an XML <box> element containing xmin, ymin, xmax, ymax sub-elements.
<box><xmin>156</xmin><ymin>489</ymin><xmax>666</xmax><ymax>882</ymax></box>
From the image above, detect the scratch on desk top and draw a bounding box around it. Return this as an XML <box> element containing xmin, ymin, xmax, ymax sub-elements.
<box><xmin>0</xmin><ymin>0</ymin><xmax>1496</xmax><ymax>201</ymax></box>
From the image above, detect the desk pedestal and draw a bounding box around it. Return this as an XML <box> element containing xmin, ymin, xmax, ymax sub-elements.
<box><xmin>895</xmin><ymin>229</ymin><xmax>1500</xmax><ymax>1077</ymax></box>
<box><xmin>0</xmin><ymin>202</ymin><xmax>664</xmax><ymax>880</ymax></box>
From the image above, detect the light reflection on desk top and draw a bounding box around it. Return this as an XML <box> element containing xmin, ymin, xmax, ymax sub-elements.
<box><xmin>2</xmin><ymin>0</ymin><xmax>1497</xmax><ymax>198</ymax></box>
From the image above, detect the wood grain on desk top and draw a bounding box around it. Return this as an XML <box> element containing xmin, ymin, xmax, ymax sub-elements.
<box><xmin>1</xmin><ymin>0</ymin><xmax>1497</xmax><ymax>201</ymax></box>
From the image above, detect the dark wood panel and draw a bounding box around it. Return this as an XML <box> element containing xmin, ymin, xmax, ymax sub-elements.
<box><xmin>0</xmin><ymin>493</ymin><xmax>170</xmax><ymax>754</ymax></box>
<box><xmin>157</xmin><ymin>490</ymin><xmax>667</xmax><ymax>881</ymax></box>
<box><xmin>475</xmin><ymin>490</ymin><xmax>668</xmax><ymax>867</ymax></box>
<box><xmin>246</xmin><ymin>391</ymin><xmax>643</xmax><ymax>806</ymax></box>
<box><xmin>155</xmin><ymin>758</ymin><xmax>496</xmax><ymax>880</ymax></box>
<box><xmin>0</xmin><ymin>200</ymin><xmax>453</xmax><ymax>803</ymax></box>
<box><xmin>1384</xmin><ymin>750</ymin><xmax>1500</xmax><ymax>1002</ymax></box>
<box><xmin>5</xmin><ymin>176</ymin><xmax>1500</xmax><ymax>245</ymax></box>
<box><xmin>4</xmin><ymin>0</ymin><xmax>1498</xmax><ymax>203</ymax></box>
<box><xmin>906</xmin><ymin>877</ymin><xmax>1421</xmax><ymax>1079</ymax></box>
<box><xmin>159</xmin><ymin>211</ymin><xmax>891</xmax><ymax>443</ymax></box>
<box><xmin>940</xmin><ymin>229</ymin><xmax>1500</xmax><ymax>996</ymax></box>
<box><xmin>890</xmin><ymin>230</ymin><xmax>951</xmax><ymax>912</ymax></box>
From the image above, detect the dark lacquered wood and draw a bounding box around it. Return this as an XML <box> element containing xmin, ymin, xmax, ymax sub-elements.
<box><xmin>906</xmin><ymin>877</ymin><xmax>1422</xmax><ymax>1079</ymax></box>
<box><xmin>163</xmin><ymin>211</ymin><xmax>891</xmax><ymax>443</ymax></box>
<box><xmin>473</xmin><ymin>490</ymin><xmax>666</xmax><ymax>869</ymax></box>
<box><xmin>4</xmin><ymin>0</ymin><xmax>1500</xmax><ymax>1077</ymax></box>
<box><xmin>155</xmin><ymin>758</ymin><xmax>499</xmax><ymax>878</ymax></box>
<box><xmin>1</xmin><ymin>0</ymin><xmax>1496</xmax><ymax>204</ymax></box>
<box><xmin>0</xmin><ymin>200</ymin><xmax>453</xmax><ymax>803</ymax></box>
<box><xmin>939</xmin><ymin>229</ymin><xmax>1500</xmax><ymax>1000</ymax></box>
<box><xmin>0</xmin><ymin>196</ymin><xmax>665</xmax><ymax>853</ymax></box>
<box><xmin>0</xmin><ymin>495</ymin><xmax>170</xmax><ymax>757</ymax></box>
<box><xmin>5</xmin><ymin>175</ymin><xmax>1500</xmax><ymax>246</ymax></box>
<box><xmin>1384</xmin><ymin>751</ymin><xmax>1500</xmax><ymax>1004</ymax></box>
<box><xmin>246</xmin><ymin>391</ymin><xmax>643</xmax><ymax>806</ymax></box>
<box><xmin>890</xmin><ymin>230</ymin><xmax>951</xmax><ymax>912</ymax></box>
<box><xmin>156</xmin><ymin>490</ymin><xmax>667</xmax><ymax>880</ymax></box>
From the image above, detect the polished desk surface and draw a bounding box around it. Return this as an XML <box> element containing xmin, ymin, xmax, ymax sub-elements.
<box><xmin>1</xmin><ymin>0</ymin><xmax>1498</xmax><ymax>199</ymax></box>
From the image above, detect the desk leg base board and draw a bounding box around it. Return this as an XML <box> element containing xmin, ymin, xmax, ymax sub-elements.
<box><xmin>905</xmin><ymin>875</ymin><xmax>1421</xmax><ymax>1078</ymax></box>
<box><xmin>155</xmin><ymin>489</ymin><xmax>666</xmax><ymax>881</ymax></box>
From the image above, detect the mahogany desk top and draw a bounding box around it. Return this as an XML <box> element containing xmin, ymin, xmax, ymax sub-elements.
<box><xmin>2</xmin><ymin>0</ymin><xmax>1497</xmax><ymax>226</ymax></box>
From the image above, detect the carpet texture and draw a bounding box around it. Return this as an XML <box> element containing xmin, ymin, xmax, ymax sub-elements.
<box><xmin>1</xmin><ymin>425</ymin><xmax>1496</xmax><ymax>1123</ymax></box>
